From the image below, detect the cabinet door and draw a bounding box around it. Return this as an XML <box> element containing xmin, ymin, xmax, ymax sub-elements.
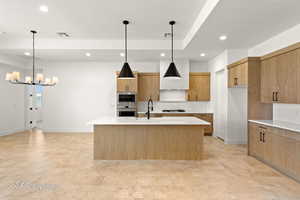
<box><xmin>270</xmin><ymin>130</ymin><xmax>288</xmax><ymax>170</ymax></box>
<box><xmin>295</xmin><ymin>141</ymin><xmax>300</xmax><ymax>177</ymax></box>
<box><xmin>276</xmin><ymin>50</ymin><xmax>298</xmax><ymax>103</ymax></box>
<box><xmin>228</xmin><ymin>67</ymin><xmax>237</xmax><ymax>88</ymax></box>
<box><xmin>116</xmin><ymin>72</ymin><xmax>138</xmax><ymax>92</ymax></box>
<box><xmin>297</xmin><ymin>49</ymin><xmax>300</xmax><ymax>104</ymax></box>
<box><xmin>239</xmin><ymin>63</ymin><xmax>248</xmax><ymax>86</ymax></box>
<box><xmin>261</xmin><ymin>58</ymin><xmax>278</xmax><ymax>103</ymax></box>
<box><xmin>187</xmin><ymin>90</ymin><xmax>196</xmax><ymax>101</ymax></box>
<box><xmin>262</xmin><ymin>128</ymin><xmax>273</xmax><ymax>163</ymax></box>
<box><xmin>249</xmin><ymin>123</ymin><xmax>262</xmax><ymax>157</ymax></box>
<box><xmin>189</xmin><ymin>73</ymin><xmax>210</xmax><ymax>101</ymax></box>
<box><xmin>138</xmin><ymin>73</ymin><xmax>160</xmax><ymax>101</ymax></box>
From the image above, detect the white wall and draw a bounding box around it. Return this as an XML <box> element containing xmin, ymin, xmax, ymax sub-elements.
<box><xmin>208</xmin><ymin>49</ymin><xmax>248</xmax><ymax>144</ymax></box>
<box><xmin>42</xmin><ymin>61</ymin><xmax>160</xmax><ymax>132</ymax></box>
<box><xmin>42</xmin><ymin>60</ymin><xmax>212</xmax><ymax>132</ymax></box>
<box><xmin>249</xmin><ymin>23</ymin><xmax>300</xmax><ymax>124</ymax></box>
<box><xmin>0</xmin><ymin>64</ymin><xmax>26</xmax><ymax>136</ymax></box>
<box><xmin>208</xmin><ymin>51</ymin><xmax>228</xmax><ymax>141</ymax></box>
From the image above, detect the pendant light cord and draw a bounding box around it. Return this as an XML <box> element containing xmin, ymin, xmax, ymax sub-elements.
<box><xmin>171</xmin><ymin>23</ymin><xmax>174</xmax><ymax>62</ymax></box>
<box><xmin>125</xmin><ymin>23</ymin><xmax>127</xmax><ymax>63</ymax></box>
<box><xmin>32</xmin><ymin>31</ymin><xmax>35</xmax><ymax>82</ymax></box>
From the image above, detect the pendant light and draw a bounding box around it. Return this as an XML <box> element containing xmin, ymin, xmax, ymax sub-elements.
<box><xmin>5</xmin><ymin>30</ymin><xmax>58</xmax><ymax>86</ymax></box>
<box><xmin>118</xmin><ymin>20</ymin><xmax>134</xmax><ymax>79</ymax></box>
<box><xmin>164</xmin><ymin>21</ymin><xmax>181</xmax><ymax>78</ymax></box>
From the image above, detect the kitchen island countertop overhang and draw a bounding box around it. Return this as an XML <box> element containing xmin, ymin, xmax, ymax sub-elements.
<box><xmin>89</xmin><ymin>116</ymin><xmax>211</xmax><ymax>126</ymax></box>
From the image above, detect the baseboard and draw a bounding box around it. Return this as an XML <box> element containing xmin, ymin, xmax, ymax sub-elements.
<box><xmin>43</xmin><ymin>127</ymin><xmax>93</xmax><ymax>133</ymax></box>
<box><xmin>43</xmin><ymin>132</ymin><xmax>92</xmax><ymax>134</ymax></box>
<box><xmin>0</xmin><ymin>128</ymin><xmax>27</xmax><ymax>136</ymax></box>
<box><xmin>225</xmin><ymin>139</ymin><xmax>247</xmax><ymax>145</ymax></box>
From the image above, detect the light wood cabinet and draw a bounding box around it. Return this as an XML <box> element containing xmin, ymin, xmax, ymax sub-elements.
<box><xmin>187</xmin><ymin>73</ymin><xmax>210</xmax><ymax>101</ymax></box>
<box><xmin>249</xmin><ymin>122</ymin><xmax>300</xmax><ymax>182</ymax></box>
<box><xmin>276</xmin><ymin>50</ymin><xmax>298</xmax><ymax>103</ymax></box>
<box><xmin>298</xmin><ymin>49</ymin><xmax>300</xmax><ymax>104</ymax></box>
<box><xmin>261</xmin><ymin>44</ymin><xmax>300</xmax><ymax>104</ymax></box>
<box><xmin>261</xmin><ymin>57</ymin><xmax>278</xmax><ymax>103</ymax></box>
<box><xmin>138</xmin><ymin>73</ymin><xmax>160</xmax><ymax>101</ymax></box>
<box><xmin>194</xmin><ymin>114</ymin><xmax>213</xmax><ymax>134</ymax></box>
<box><xmin>228</xmin><ymin>62</ymin><xmax>248</xmax><ymax>88</ymax></box>
<box><xmin>248</xmin><ymin>123</ymin><xmax>271</xmax><ymax>161</ymax></box>
<box><xmin>116</xmin><ymin>71</ymin><xmax>138</xmax><ymax>93</ymax></box>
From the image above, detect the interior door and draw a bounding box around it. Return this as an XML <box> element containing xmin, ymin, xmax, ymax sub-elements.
<box><xmin>215</xmin><ymin>70</ymin><xmax>226</xmax><ymax>140</ymax></box>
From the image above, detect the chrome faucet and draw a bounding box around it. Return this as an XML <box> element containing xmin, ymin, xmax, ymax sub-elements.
<box><xmin>146</xmin><ymin>97</ymin><xmax>153</xmax><ymax>120</ymax></box>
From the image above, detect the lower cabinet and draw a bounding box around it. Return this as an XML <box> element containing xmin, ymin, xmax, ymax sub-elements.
<box><xmin>249</xmin><ymin>122</ymin><xmax>300</xmax><ymax>181</ymax></box>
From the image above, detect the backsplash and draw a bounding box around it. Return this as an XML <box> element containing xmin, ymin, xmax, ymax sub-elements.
<box><xmin>273</xmin><ymin>103</ymin><xmax>300</xmax><ymax>124</ymax></box>
<box><xmin>137</xmin><ymin>101</ymin><xmax>212</xmax><ymax>113</ymax></box>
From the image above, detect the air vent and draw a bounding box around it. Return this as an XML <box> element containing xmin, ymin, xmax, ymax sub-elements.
<box><xmin>57</xmin><ymin>32</ymin><xmax>70</xmax><ymax>38</ymax></box>
<box><xmin>164</xmin><ymin>33</ymin><xmax>172</xmax><ymax>38</ymax></box>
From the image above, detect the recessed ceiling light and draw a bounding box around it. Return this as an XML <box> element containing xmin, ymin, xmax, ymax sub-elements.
<box><xmin>219</xmin><ymin>35</ymin><xmax>227</xmax><ymax>41</ymax></box>
<box><xmin>85</xmin><ymin>52</ymin><xmax>91</xmax><ymax>57</ymax></box>
<box><xmin>39</xmin><ymin>5</ymin><xmax>49</xmax><ymax>13</ymax></box>
<box><xmin>120</xmin><ymin>52</ymin><xmax>125</xmax><ymax>57</ymax></box>
<box><xmin>160</xmin><ymin>53</ymin><xmax>166</xmax><ymax>57</ymax></box>
<box><xmin>200</xmin><ymin>53</ymin><xmax>206</xmax><ymax>57</ymax></box>
<box><xmin>24</xmin><ymin>52</ymin><xmax>31</xmax><ymax>56</ymax></box>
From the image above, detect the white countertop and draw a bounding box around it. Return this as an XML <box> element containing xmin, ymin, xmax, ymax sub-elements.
<box><xmin>248</xmin><ymin>120</ymin><xmax>300</xmax><ymax>133</ymax></box>
<box><xmin>89</xmin><ymin>117</ymin><xmax>211</xmax><ymax>126</ymax></box>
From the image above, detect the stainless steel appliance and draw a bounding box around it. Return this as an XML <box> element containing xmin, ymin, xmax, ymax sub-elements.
<box><xmin>117</xmin><ymin>92</ymin><xmax>137</xmax><ymax>117</ymax></box>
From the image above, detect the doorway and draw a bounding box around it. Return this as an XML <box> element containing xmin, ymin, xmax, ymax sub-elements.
<box><xmin>26</xmin><ymin>85</ymin><xmax>44</xmax><ymax>129</ymax></box>
<box><xmin>214</xmin><ymin>69</ymin><xmax>226</xmax><ymax>140</ymax></box>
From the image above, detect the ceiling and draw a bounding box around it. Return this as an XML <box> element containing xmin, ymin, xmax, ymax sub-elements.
<box><xmin>0</xmin><ymin>0</ymin><xmax>206</xmax><ymax>39</ymax></box>
<box><xmin>0</xmin><ymin>0</ymin><xmax>300</xmax><ymax>63</ymax></box>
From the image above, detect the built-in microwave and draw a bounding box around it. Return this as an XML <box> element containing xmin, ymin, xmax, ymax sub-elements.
<box><xmin>117</xmin><ymin>93</ymin><xmax>136</xmax><ymax>103</ymax></box>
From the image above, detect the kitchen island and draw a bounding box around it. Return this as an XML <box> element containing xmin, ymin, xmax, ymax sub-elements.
<box><xmin>90</xmin><ymin>117</ymin><xmax>210</xmax><ymax>160</ymax></box>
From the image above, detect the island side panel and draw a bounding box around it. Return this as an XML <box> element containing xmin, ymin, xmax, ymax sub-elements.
<box><xmin>94</xmin><ymin>125</ymin><xmax>204</xmax><ymax>160</ymax></box>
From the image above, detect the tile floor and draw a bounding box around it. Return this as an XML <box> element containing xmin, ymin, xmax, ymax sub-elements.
<box><xmin>0</xmin><ymin>130</ymin><xmax>299</xmax><ymax>200</ymax></box>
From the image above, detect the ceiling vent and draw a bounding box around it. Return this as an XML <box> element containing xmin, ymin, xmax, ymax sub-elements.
<box><xmin>57</xmin><ymin>32</ymin><xmax>70</xmax><ymax>38</ymax></box>
<box><xmin>164</xmin><ymin>33</ymin><xmax>172</xmax><ymax>38</ymax></box>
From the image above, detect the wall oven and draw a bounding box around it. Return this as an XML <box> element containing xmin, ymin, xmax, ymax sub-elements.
<box><xmin>117</xmin><ymin>92</ymin><xmax>137</xmax><ymax>117</ymax></box>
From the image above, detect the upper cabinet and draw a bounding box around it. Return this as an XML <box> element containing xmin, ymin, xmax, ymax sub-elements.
<box><xmin>227</xmin><ymin>57</ymin><xmax>273</xmax><ymax>120</ymax></box>
<box><xmin>138</xmin><ymin>73</ymin><xmax>160</xmax><ymax>101</ymax></box>
<box><xmin>261</xmin><ymin>44</ymin><xmax>300</xmax><ymax>104</ymax></box>
<box><xmin>227</xmin><ymin>59</ymin><xmax>249</xmax><ymax>88</ymax></box>
<box><xmin>187</xmin><ymin>72</ymin><xmax>211</xmax><ymax>101</ymax></box>
<box><xmin>116</xmin><ymin>71</ymin><xmax>138</xmax><ymax>93</ymax></box>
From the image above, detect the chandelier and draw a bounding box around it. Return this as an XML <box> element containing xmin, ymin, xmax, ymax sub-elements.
<box><xmin>5</xmin><ymin>30</ymin><xmax>58</xmax><ymax>86</ymax></box>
